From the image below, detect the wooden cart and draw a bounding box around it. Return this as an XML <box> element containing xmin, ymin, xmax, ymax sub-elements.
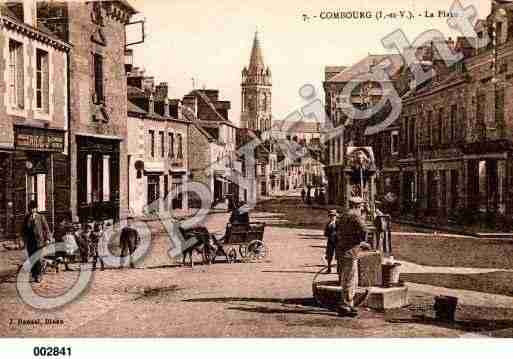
<box><xmin>221</xmin><ymin>222</ymin><xmax>268</xmax><ymax>263</ymax></box>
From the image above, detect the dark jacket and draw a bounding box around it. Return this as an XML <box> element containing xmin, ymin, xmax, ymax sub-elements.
<box><xmin>229</xmin><ymin>205</ymin><xmax>250</xmax><ymax>224</ymax></box>
<box><xmin>336</xmin><ymin>211</ymin><xmax>367</xmax><ymax>255</ymax></box>
<box><xmin>324</xmin><ymin>221</ymin><xmax>337</xmax><ymax>245</ymax></box>
<box><xmin>23</xmin><ymin>212</ymin><xmax>50</xmax><ymax>249</ymax></box>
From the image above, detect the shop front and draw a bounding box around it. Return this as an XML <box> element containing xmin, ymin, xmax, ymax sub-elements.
<box><xmin>76</xmin><ymin>136</ymin><xmax>120</xmax><ymax>223</ymax></box>
<box><xmin>11</xmin><ymin>125</ymin><xmax>68</xmax><ymax>238</ymax></box>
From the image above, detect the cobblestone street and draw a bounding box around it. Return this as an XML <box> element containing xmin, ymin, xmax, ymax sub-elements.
<box><xmin>1</xmin><ymin>197</ymin><xmax>513</xmax><ymax>337</ymax></box>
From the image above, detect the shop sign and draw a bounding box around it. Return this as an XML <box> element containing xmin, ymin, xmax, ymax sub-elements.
<box><xmin>15</xmin><ymin>127</ymin><xmax>65</xmax><ymax>152</ymax></box>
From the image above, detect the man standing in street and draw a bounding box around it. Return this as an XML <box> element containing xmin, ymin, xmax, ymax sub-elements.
<box><xmin>22</xmin><ymin>200</ymin><xmax>50</xmax><ymax>283</ymax></box>
<box><xmin>119</xmin><ymin>216</ymin><xmax>140</xmax><ymax>269</ymax></box>
<box><xmin>335</xmin><ymin>197</ymin><xmax>370</xmax><ymax>317</ymax></box>
<box><xmin>323</xmin><ymin>209</ymin><xmax>338</xmax><ymax>273</ymax></box>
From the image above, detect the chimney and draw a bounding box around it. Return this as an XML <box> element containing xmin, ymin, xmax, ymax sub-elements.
<box><xmin>182</xmin><ymin>96</ymin><xmax>198</xmax><ymax>119</ymax></box>
<box><xmin>155</xmin><ymin>82</ymin><xmax>169</xmax><ymax>100</ymax></box>
<box><xmin>177</xmin><ymin>100</ymin><xmax>183</xmax><ymax>120</ymax></box>
<box><xmin>164</xmin><ymin>98</ymin><xmax>170</xmax><ymax>117</ymax></box>
<box><xmin>23</xmin><ymin>0</ymin><xmax>37</xmax><ymax>27</ymax></box>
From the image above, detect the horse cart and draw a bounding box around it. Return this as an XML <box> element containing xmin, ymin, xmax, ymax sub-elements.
<box><xmin>221</xmin><ymin>222</ymin><xmax>268</xmax><ymax>263</ymax></box>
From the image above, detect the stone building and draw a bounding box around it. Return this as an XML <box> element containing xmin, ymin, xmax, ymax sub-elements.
<box><xmin>0</xmin><ymin>1</ymin><xmax>70</xmax><ymax>240</ymax></box>
<box><xmin>271</xmin><ymin>119</ymin><xmax>326</xmax><ymax>190</ymax></box>
<box><xmin>182</xmin><ymin>89</ymin><xmax>239</xmax><ymax>205</ymax></box>
<box><xmin>126</xmin><ymin>68</ymin><xmax>190</xmax><ymax>217</ymax></box>
<box><xmin>323</xmin><ymin>54</ymin><xmax>404</xmax><ymax>207</ymax></box>
<box><xmin>38</xmin><ymin>0</ymin><xmax>137</xmax><ymax>224</ymax></box>
<box><xmin>398</xmin><ymin>1</ymin><xmax>513</xmax><ymax>223</ymax></box>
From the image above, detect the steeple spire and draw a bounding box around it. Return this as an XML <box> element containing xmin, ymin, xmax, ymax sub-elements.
<box><xmin>248</xmin><ymin>30</ymin><xmax>265</xmax><ymax>73</ymax></box>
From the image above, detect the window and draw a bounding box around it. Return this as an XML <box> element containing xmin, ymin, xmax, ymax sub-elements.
<box><xmin>159</xmin><ymin>131</ymin><xmax>165</xmax><ymax>158</ymax></box>
<box><xmin>36</xmin><ymin>49</ymin><xmax>49</xmax><ymax>112</ymax></box>
<box><xmin>438</xmin><ymin>108</ymin><xmax>444</xmax><ymax>144</ymax></box>
<box><xmin>168</xmin><ymin>133</ymin><xmax>175</xmax><ymax>159</ymax></box>
<box><xmin>336</xmin><ymin>138</ymin><xmax>341</xmax><ymax>163</ymax></box>
<box><xmin>477</xmin><ymin>93</ymin><xmax>486</xmax><ymax>136</ymax></box>
<box><xmin>102</xmin><ymin>155</ymin><xmax>110</xmax><ymax>202</ymax></box>
<box><xmin>149</xmin><ymin>130</ymin><xmax>155</xmax><ymax>158</ymax></box>
<box><xmin>450</xmin><ymin>104</ymin><xmax>457</xmax><ymax>141</ymax></box>
<box><xmin>391</xmin><ymin>131</ymin><xmax>399</xmax><ymax>155</ymax></box>
<box><xmin>408</xmin><ymin>117</ymin><xmax>415</xmax><ymax>153</ymax></box>
<box><xmin>496</xmin><ymin>88</ymin><xmax>505</xmax><ymax>127</ymax></box>
<box><xmin>93</xmin><ymin>53</ymin><xmax>104</xmax><ymax>103</ymax></box>
<box><xmin>9</xmin><ymin>39</ymin><xmax>24</xmax><ymax>109</ymax></box>
<box><xmin>427</xmin><ymin>111</ymin><xmax>433</xmax><ymax>146</ymax></box>
<box><xmin>86</xmin><ymin>154</ymin><xmax>93</xmax><ymax>204</ymax></box>
<box><xmin>177</xmin><ymin>134</ymin><xmax>183</xmax><ymax>159</ymax></box>
<box><xmin>496</xmin><ymin>22</ymin><xmax>503</xmax><ymax>45</ymax></box>
<box><xmin>27</xmin><ymin>174</ymin><xmax>46</xmax><ymax>212</ymax></box>
<box><xmin>147</xmin><ymin>176</ymin><xmax>160</xmax><ymax>209</ymax></box>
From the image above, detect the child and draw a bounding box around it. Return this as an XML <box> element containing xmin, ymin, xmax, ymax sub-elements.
<box><xmin>90</xmin><ymin>222</ymin><xmax>106</xmax><ymax>271</ymax></box>
<box><xmin>77</xmin><ymin>223</ymin><xmax>91</xmax><ymax>264</ymax></box>
<box><xmin>323</xmin><ymin>209</ymin><xmax>338</xmax><ymax>274</ymax></box>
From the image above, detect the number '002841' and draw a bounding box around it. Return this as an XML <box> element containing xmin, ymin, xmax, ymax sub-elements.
<box><xmin>33</xmin><ymin>347</ymin><xmax>71</xmax><ymax>356</ymax></box>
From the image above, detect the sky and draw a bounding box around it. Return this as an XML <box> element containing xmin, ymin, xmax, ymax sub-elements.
<box><xmin>127</xmin><ymin>0</ymin><xmax>491</xmax><ymax>126</ymax></box>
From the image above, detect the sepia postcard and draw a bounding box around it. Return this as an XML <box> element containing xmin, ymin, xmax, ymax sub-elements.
<box><xmin>1</xmin><ymin>0</ymin><xmax>513</xmax><ymax>355</ymax></box>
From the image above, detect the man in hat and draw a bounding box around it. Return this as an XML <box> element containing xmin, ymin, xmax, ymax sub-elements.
<box><xmin>323</xmin><ymin>209</ymin><xmax>338</xmax><ymax>273</ymax></box>
<box><xmin>335</xmin><ymin>196</ymin><xmax>370</xmax><ymax>317</ymax></box>
<box><xmin>22</xmin><ymin>200</ymin><xmax>50</xmax><ymax>283</ymax></box>
<box><xmin>119</xmin><ymin>216</ymin><xmax>140</xmax><ymax>269</ymax></box>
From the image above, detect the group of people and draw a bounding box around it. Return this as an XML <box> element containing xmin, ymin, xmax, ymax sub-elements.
<box><xmin>301</xmin><ymin>186</ymin><xmax>325</xmax><ymax>205</ymax></box>
<box><xmin>323</xmin><ymin>197</ymin><xmax>372</xmax><ymax>318</ymax></box>
<box><xmin>22</xmin><ymin>200</ymin><xmax>140</xmax><ymax>284</ymax></box>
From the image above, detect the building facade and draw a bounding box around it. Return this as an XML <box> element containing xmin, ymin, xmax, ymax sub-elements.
<box><xmin>323</xmin><ymin>54</ymin><xmax>404</xmax><ymax>207</ymax></box>
<box><xmin>183</xmin><ymin>89</ymin><xmax>239</xmax><ymax>205</ymax></box>
<box><xmin>38</xmin><ymin>0</ymin><xmax>136</xmax><ymax>224</ymax></box>
<box><xmin>126</xmin><ymin>68</ymin><xmax>190</xmax><ymax>217</ymax></box>
<box><xmin>0</xmin><ymin>2</ymin><xmax>70</xmax><ymax>240</ymax></box>
<box><xmin>398</xmin><ymin>1</ymin><xmax>513</xmax><ymax>223</ymax></box>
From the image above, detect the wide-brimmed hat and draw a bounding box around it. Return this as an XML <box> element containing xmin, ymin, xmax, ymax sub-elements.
<box><xmin>328</xmin><ymin>209</ymin><xmax>339</xmax><ymax>217</ymax></box>
<box><xmin>349</xmin><ymin>197</ymin><xmax>364</xmax><ymax>204</ymax></box>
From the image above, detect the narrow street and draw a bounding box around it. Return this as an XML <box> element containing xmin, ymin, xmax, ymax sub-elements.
<box><xmin>2</xmin><ymin>195</ymin><xmax>513</xmax><ymax>337</ymax></box>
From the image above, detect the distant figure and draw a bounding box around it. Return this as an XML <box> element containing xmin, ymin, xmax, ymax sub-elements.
<box><xmin>229</xmin><ymin>201</ymin><xmax>250</xmax><ymax>225</ymax></box>
<box><xmin>22</xmin><ymin>200</ymin><xmax>50</xmax><ymax>283</ymax></box>
<box><xmin>306</xmin><ymin>187</ymin><xmax>312</xmax><ymax>205</ymax></box>
<box><xmin>319</xmin><ymin>189</ymin><xmax>326</xmax><ymax>205</ymax></box>
<box><xmin>323</xmin><ymin>209</ymin><xmax>338</xmax><ymax>273</ymax></box>
<box><xmin>119</xmin><ymin>216</ymin><xmax>140</xmax><ymax>269</ymax></box>
<box><xmin>301</xmin><ymin>188</ymin><xmax>306</xmax><ymax>203</ymax></box>
<box><xmin>314</xmin><ymin>188</ymin><xmax>320</xmax><ymax>203</ymax></box>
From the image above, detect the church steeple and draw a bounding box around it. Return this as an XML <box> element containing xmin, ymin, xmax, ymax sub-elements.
<box><xmin>241</xmin><ymin>30</ymin><xmax>272</xmax><ymax>133</ymax></box>
<box><xmin>248</xmin><ymin>31</ymin><xmax>265</xmax><ymax>73</ymax></box>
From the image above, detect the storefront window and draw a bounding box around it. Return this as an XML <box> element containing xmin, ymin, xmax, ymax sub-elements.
<box><xmin>147</xmin><ymin>176</ymin><xmax>160</xmax><ymax>209</ymax></box>
<box><xmin>27</xmin><ymin>174</ymin><xmax>46</xmax><ymax>212</ymax></box>
<box><xmin>102</xmin><ymin>155</ymin><xmax>110</xmax><ymax>202</ymax></box>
